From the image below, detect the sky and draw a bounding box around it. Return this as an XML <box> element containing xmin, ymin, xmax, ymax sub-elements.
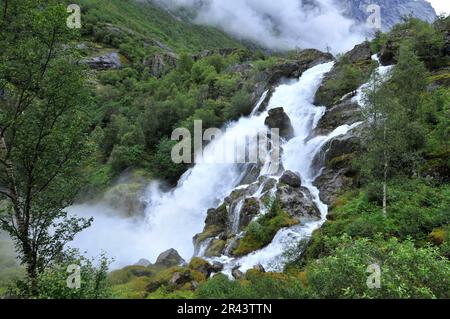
<box><xmin>426</xmin><ymin>0</ymin><xmax>450</xmax><ymax>15</ymax></box>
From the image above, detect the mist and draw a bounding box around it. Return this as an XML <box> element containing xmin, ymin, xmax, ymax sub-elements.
<box><xmin>158</xmin><ymin>0</ymin><xmax>366</xmax><ymax>53</ymax></box>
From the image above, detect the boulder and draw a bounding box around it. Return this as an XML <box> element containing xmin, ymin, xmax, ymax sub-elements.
<box><xmin>211</xmin><ymin>262</ymin><xmax>224</xmax><ymax>273</ymax></box>
<box><xmin>86</xmin><ymin>52</ymin><xmax>122</xmax><ymax>70</ymax></box>
<box><xmin>253</xmin><ymin>264</ymin><xmax>266</xmax><ymax>273</ymax></box>
<box><xmin>279</xmin><ymin>171</ymin><xmax>302</xmax><ymax>188</ymax></box>
<box><xmin>276</xmin><ymin>184</ymin><xmax>320</xmax><ymax>219</ymax></box>
<box><xmin>314</xmin><ymin>43</ymin><xmax>375</xmax><ymax>107</ymax></box>
<box><xmin>189</xmin><ymin>258</ymin><xmax>213</xmax><ymax>278</ymax></box>
<box><xmin>232</xmin><ymin>267</ymin><xmax>245</xmax><ymax>280</ymax></box>
<box><xmin>134</xmin><ymin>258</ymin><xmax>152</xmax><ymax>267</ymax></box>
<box><xmin>343</xmin><ymin>42</ymin><xmax>372</xmax><ymax>64</ymax></box>
<box><xmin>315</xmin><ymin>99</ymin><xmax>362</xmax><ymax>136</ymax></box>
<box><xmin>204</xmin><ymin>239</ymin><xmax>226</xmax><ymax>257</ymax></box>
<box><xmin>268</xmin><ymin>49</ymin><xmax>334</xmax><ymax>84</ymax></box>
<box><xmin>169</xmin><ymin>271</ymin><xmax>192</xmax><ymax>286</ymax></box>
<box><xmin>239</xmin><ymin>198</ymin><xmax>260</xmax><ymax>229</ymax></box>
<box><xmin>265</xmin><ymin>107</ymin><xmax>294</xmax><ymax>140</ymax></box>
<box><xmin>155</xmin><ymin>249</ymin><xmax>185</xmax><ymax>267</ymax></box>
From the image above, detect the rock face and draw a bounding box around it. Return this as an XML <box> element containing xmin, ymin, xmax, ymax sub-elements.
<box><xmin>313</xmin><ymin>129</ymin><xmax>362</xmax><ymax>205</ymax></box>
<box><xmin>336</xmin><ymin>0</ymin><xmax>436</xmax><ymax>32</ymax></box>
<box><xmin>279</xmin><ymin>171</ymin><xmax>302</xmax><ymax>188</ymax></box>
<box><xmin>276</xmin><ymin>183</ymin><xmax>321</xmax><ymax>220</ymax></box>
<box><xmin>86</xmin><ymin>52</ymin><xmax>122</xmax><ymax>70</ymax></box>
<box><xmin>265</xmin><ymin>107</ymin><xmax>295</xmax><ymax>140</ymax></box>
<box><xmin>314</xmin><ymin>42</ymin><xmax>375</xmax><ymax>107</ymax></box>
<box><xmin>143</xmin><ymin>52</ymin><xmax>179</xmax><ymax>78</ymax></box>
<box><xmin>268</xmin><ymin>49</ymin><xmax>334</xmax><ymax>84</ymax></box>
<box><xmin>315</xmin><ymin>99</ymin><xmax>362</xmax><ymax>136</ymax></box>
<box><xmin>155</xmin><ymin>249</ymin><xmax>185</xmax><ymax>267</ymax></box>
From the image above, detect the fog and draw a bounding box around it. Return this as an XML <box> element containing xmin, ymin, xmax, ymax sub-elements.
<box><xmin>158</xmin><ymin>0</ymin><xmax>366</xmax><ymax>53</ymax></box>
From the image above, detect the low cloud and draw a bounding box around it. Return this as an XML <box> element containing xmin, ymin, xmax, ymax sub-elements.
<box><xmin>158</xmin><ymin>0</ymin><xmax>366</xmax><ymax>53</ymax></box>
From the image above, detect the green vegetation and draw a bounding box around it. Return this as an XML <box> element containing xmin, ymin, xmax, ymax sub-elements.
<box><xmin>0</xmin><ymin>0</ymin><xmax>94</xmax><ymax>296</ymax></box>
<box><xmin>234</xmin><ymin>198</ymin><xmax>299</xmax><ymax>256</ymax></box>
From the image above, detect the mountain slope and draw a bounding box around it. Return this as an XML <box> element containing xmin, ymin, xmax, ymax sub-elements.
<box><xmin>78</xmin><ymin>0</ymin><xmax>245</xmax><ymax>54</ymax></box>
<box><xmin>337</xmin><ymin>0</ymin><xmax>437</xmax><ymax>31</ymax></box>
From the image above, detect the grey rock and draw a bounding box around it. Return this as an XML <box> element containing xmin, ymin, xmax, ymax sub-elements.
<box><xmin>86</xmin><ymin>52</ymin><xmax>122</xmax><ymax>70</ymax></box>
<box><xmin>253</xmin><ymin>264</ymin><xmax>266</xmax><ymax>273</ymax></box>
<box><xmin>212</xmin><ymin>262</ymin><xmax>224</xmax><ymax>273</ymax></box>
<box><xmin>232</xmin><ymin>267</ymin><xmax>245</xmax><ymax>280</ymax></box>
<box><xmin>276</xmin><ymin>184</ymin><xmax>321</xmax><ymax>220</ymax></box>
<box><xmin>134</xmin><ymin>258</ymin><xmax>152</xmax><ymax>267</ymax></box>
<box><xmin>265</xmin><ymin>107</ymin><xmax>294</xmax><ymax>140</ymax></box>
<box><xmin>279</xmin><ymin>171</ymin><xmax>302</xmax><ymax>188</ymax></box>
<box><xmin>170</xmin><ymin>271</ymin><xmax>191</xmax><ymax>286</ymax></box>
<box><xmin>315</xmin><ymin>99</ymin><xmax>362</xmax><ymax>136</ymax></box>
<box><xmin>337</xmin><ymin>0</ymin><xmax>436</xmax><ymax>32</ymax></box>
<box><xmin>155</xmin><ymin>248</ymin><xmax>185</xmax><ymax>267</ymax></box>
<box><xmin>239</xmin><ymin>198</ymin><xmax>260</xmax><ymax>229</ymax></box>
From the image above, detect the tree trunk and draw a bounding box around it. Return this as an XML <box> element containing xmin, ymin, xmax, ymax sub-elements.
<box><xmin>382</xmin><ymin>124</ymin><xmax>388</xmax><ymax>218</ymax></box>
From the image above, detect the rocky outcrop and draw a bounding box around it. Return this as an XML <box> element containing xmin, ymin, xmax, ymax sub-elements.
<box><xmin>86</xmin><ymin>52</ymin><xmax>122</xmax><ymax>70</ymax></box>
<box><xmin>143</xmin><ymin>52</ymin><xmax>179</xmax><ymax>78</ymax></box>
<box><xmin>315</xmin><ymin>99</ymin><xmax>362</xmax><ymax>136</ymax></box>
<box><xmin>279</xmin><ymin>171</ymin><xmax>302</xmax><ymax>188</ymax></box>
<box><xmin>189</xmin><ymin>258</ymin><xmax>213</xmax><ymax>278</ymax></box>
<box><xmin>313</xmin><ymin>129</ymin><xmax>362</xmax><ymax>205</ymax></box>
<box><xmin>265</xmin><ymin>107</ymin><xmax>294</xmax><ymax>140</ymax></box>
<box><xmin>315</xmin><ymin>42</ymin><xmax>375</xmax><ymax>107</ymax></box>
<box><xmin>276</xmin><ymin>183</ymin><xmax>321</xmax><ymax>220</ymax></box>
<box><xmin>268</xmin><ymin>49</ymin><xmax>334</xmax><ymax>85</ymax></box>
<box><xmin>134</xmin><ymin>258</ymin><xmax>152</xmax><ymax>267</ymax></box>
<box><xmin>239</xmin><ymin>198</ymin><xmax>260</xmax><ymax>229</ymax></box>
<box><xmin>155</xmin><ymin>249</ymin><xmax>185</xmax><ymax>267</ymax></box>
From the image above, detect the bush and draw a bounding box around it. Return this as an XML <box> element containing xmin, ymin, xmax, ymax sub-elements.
<box><xmin>306</xmin><ymin>235</ymin><xmax>450</xmax><ymax>299</ymax></box>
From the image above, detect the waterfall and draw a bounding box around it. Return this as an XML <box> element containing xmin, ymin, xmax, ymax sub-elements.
<box><xmin>70</xmin><ymin>58</ymin><xmax>390</xmax><ymax>270</ymax></box>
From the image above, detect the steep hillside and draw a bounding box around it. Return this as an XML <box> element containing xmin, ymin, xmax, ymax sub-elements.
<box><xmin>78</xmin><ymin>0</ymin><xmax>244</xmax><ymax>54</ymax></box>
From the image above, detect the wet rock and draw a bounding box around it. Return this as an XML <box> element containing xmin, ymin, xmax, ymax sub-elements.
<box><xmin>205</xmin><ymin>239</ymin><xmax>226</xmax><ymax>257</ymax></box>
<box><xmin>144</xmin><ymin>52</ymin><xmax>179</xmax><ymax>78</ymax></box>
<box><xmin>253</xmin><ymin>264</ymin><xmax>266</xmax><ymax>273</ymax></box>
<box><xmin>86</xmin><ymin>52</ymin><xmax>122</xmax><ymax>70</ymax></box>
<box><xmin>265</xmin><ymin>107</ymin><xmax>294</xmax><ymax>140</ymax></box>
<box><xmin>268</xmin><ymin>49</ymin><xmax>334</xmax><ymax>84</ymax></box>
<box><xmin>315</xmin><ymin>99</ymin><xmax>362</xmax><ymax>136</ymax></box>
<box><xmin>279</xmin><ymin>171</ymin><xmax>302</xmax><ymax>188</ymax></box>
<box><xmin>204</xmin><ymin>207</ymin><xmax>228</xmax><ymax>228</ymax></box>
<box><xmin>155</xmin><ymin>249</ymin><xmax>185</xmax><ymax>267</ymax></box>
<box><xmin>344</xmin><ymin>42</ymin><xmax>372</xmax><ymax>64</ymax></box>
<box><xmin>212</xmin><ymin>262</ymin><xmax>224</xmax><ymax>273</ymax></box>
<box><xmin>276</xmin><ymin>184</ymin><xmax>320</xmax><ymax>219</ymax></box>
<box><xmin>232</xmin><ymin>267</ymin><xmax>245</xmax><ymax>280</ymax></box>
<box><xmin>315</xmin><ymin>42</ymin><xmax>375</xmax><ymax>107</ymax></box>
<box><xmin>239</xmin><ymin>198</ymin><xmax>260</xmax><ymax>229</ymax></box>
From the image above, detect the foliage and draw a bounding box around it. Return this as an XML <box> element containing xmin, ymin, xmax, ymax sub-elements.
<box><xmin>306</xmin><ymin>235</ymin><xmax>450</xmax><ymax>299</ymax></box>
<box><xmin>234</xmin><ymin>198</ymin><xmax>298</xmax><ymax>256</ymax></box>
<box><xmin>0</xmin><ymin>0</ymin><xmax>93</xmax><ymax>295</ymax></box>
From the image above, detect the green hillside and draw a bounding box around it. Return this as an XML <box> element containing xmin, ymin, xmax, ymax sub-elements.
<box><xmin>77</xmin><ymin>0</ymin><xmax>244</xmax><ymax>54</ymax></box>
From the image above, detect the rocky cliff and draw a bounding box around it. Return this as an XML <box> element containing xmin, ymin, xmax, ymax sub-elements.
<box><xmin>337</xmin><ymin>0</ymin><xmax>437</xmax><ymax>31</ymax></box>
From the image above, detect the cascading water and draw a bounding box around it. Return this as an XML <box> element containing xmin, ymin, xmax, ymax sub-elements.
<box><xmin>70</xmin><ymin>57</ymin><xmax>391</xmax><ymax>271</ymax></box>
